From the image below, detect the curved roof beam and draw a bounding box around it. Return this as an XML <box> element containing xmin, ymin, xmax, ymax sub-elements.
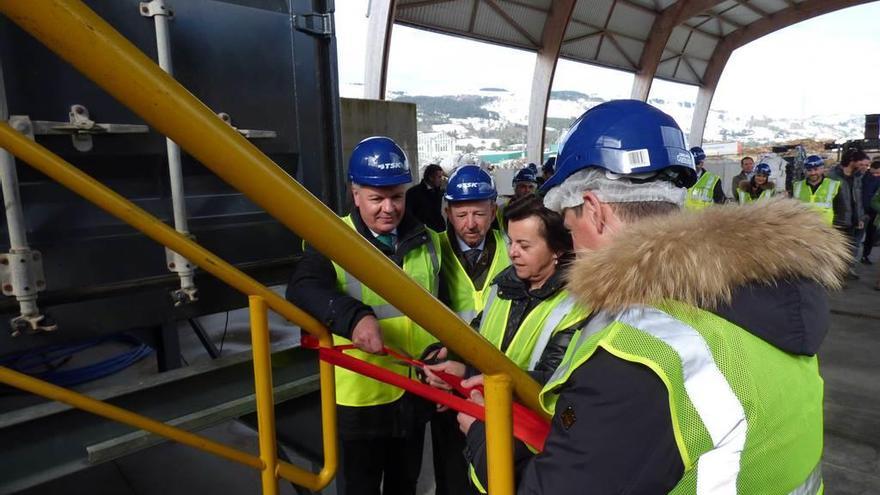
<box><xmin>689</xmin><ymin>0</ymin><xmax>876</xmax><ymax>145</ymax></box>
<box><xmin>631</xmin><ymin>1</ymin><xmax>722</xmax><ymax>100</ymax></box>
<box><xmin>525</xmin><ymin>0</ymin><xmax>577</xmax><ymax>164</ymax></box>
<box><xmin>364</xmin><ymin>0</ymin><xmax>399</xmax><ymax>100</ymax></box>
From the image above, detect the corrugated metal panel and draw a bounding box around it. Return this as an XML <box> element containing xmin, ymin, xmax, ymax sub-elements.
<box><xmin>666</xmin><ymin>26</ymin><xmax>690</xmax><ymax>53</ymax></box>
<box><xmin>624</xmin><ymin>0</ymin><xmax>659</xmax><ymax>10</ymax></box>
<box><xmin>596</xmin><ymin>36</ymin><xmax>639</xmax><ymax>71</ymax></box>
<box><xmin>753</xmin><ymin>0</ymin><xmax>790</xmax><ymax>15</ymax></box>
<box><xmin>396</xmin><ymin>0</ymin><xmax>475</xmax><ymax>33</ymax></box>
<box><xmin>571</xmin><ymin>0</ymin><xmax>615</xmax><ymax>28</ymax></box>
<box><xmin>686</xmin><ymin>57</ymin><xmax>708</xmax><ymax>82</ymax></box>
<box><xmin>471</xmin><ymin>0</ymin><xmax>536</xmax><ymax>47</ymax></box>
<box><xmin>682</xmin><ymin>30</ymin><xmax>717</xmax><ymax>60</ymax></box>
<box><xmin>672</xmin><ymin>58</ymin><xmax>700</xmax><ymax>84</ymax></box>
<box><xmin>609</xmin><ymin>34</ymin><xmax>644</xmax><ymax>68</ymax></box>
<box><xmin>560</xmin><ymin>34</ymin><xmax>602</xmax><ymax>61</ymax></box>
<box><xmin>655</xmin><ymin>56</ymin><xmax>679</xmax><ymax>79</ymax></box>
<box><xmin>715</xmin><ymin>4</ymin><xmax>763</xmax><ymax>26</ymax></box>
<box><xmin>607</xmin><ymin>2</ymin><xmax>656</xmax><ymax>40</ymax></box>
<box><xmin>494</xmin><ymin>0</ymin><xmax>546</xmax><ymax>44</ymax></box>
<box><xmin>506</xmin><ymin>0</ymin><xmax>552</xmax><ymax>10</ymax></box>
<box><xmin>563</xmin><ymin>20</ymin><xmax>600</xmax><ymax>42</ymax></box>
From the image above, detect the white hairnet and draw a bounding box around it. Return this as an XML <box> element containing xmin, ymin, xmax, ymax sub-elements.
<box><xmin>542</xmin><ymin>168</ymin><xmax>686</xmax><ymax>212</ymax></box>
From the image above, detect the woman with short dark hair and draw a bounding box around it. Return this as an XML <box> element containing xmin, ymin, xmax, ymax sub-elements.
<box><xmin>425</xmin><ymin>194</ymin><xmax>590</xmax><ymax>383</ymax></box>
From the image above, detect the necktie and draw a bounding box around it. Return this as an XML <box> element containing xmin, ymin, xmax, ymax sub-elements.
<box><xmin>464</xmin><ymin>248</ymin><xmax>482</xmax><ymax>268</ymax></box>
<box><xmin>376</xmin><ymin>233</ymin><xmax>394</xmax><ymax>248</ymax></box>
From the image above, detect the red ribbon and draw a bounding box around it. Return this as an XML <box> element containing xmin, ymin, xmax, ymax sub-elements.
<box><xmin>301</xmin><ymin>335</ymin><xmax>550</xmax><ymax>450</ymax></box>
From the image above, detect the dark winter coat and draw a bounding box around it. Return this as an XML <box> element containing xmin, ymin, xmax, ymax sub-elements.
<box><xmin>406</xmin><ymin>180</ymin><xmax>446</xmax><ymax>232</ymax></box>
<box><xmin>737</xmin><ymin>178</ymin><xmax>775</xmax><ymax>200</ymax></box>
<box><xmin>827</xmin><ymin>165</ymin><xmax>864</xmax><ymax>228</ymax></box>
<box><xmin>466</xmin><ymin>199</ymin><xmax>851</xmax><ymax>494</ymax></box>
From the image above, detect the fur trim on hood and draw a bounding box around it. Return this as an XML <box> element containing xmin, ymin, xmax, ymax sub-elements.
<box><xmin>567</xmin><ymin>199</ymin><xmax>851</xmax><ymax>312</ymax></box>
<box><xmin>738</xmin><ymin>179</ymin><xmax>775</xmax><ymax>192</ymax></box>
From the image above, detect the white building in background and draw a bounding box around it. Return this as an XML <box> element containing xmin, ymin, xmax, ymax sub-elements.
<box><xmin>418</xmin><ymin>132</ymin><xmax>457</xmax><ymax>165</ymax></box>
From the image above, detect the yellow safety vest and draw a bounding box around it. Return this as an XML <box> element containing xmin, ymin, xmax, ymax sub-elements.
<box><xmin>685</xmin><ymin>171</ymin><xmax>721</xmax><ymax>210</ymax></box>
<box><xmin>738</xmin><ymin>187</ymin><xmax>775</xmax><ymax>204</ymax></box>
<box><xmin>793</xmin><ymin>178</ymin><xmax>840</xmax><ymax>226</ymax></box>
<box><xmin>541</xmin><ymin>301</ymin><xmax>823</xmax><ymax>494</ymax></box>
<box><xmin>438</xmin><ymin>229</ymin><xmax>510</xmax><ymax>324</ymax></box>
<box><xmin>478</xmin><ymin>282</ymin><xmax>590</xmax><ymax>370</ymax></box>
<box><xmin>329</xmin><ymin>215</ymin><xmax>441</xmax><ymax>407</ymax></box>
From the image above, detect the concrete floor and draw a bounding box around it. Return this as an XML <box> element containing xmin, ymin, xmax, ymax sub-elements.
<box><xmin>12</xmin><ymin>265</ymin><xmax>880</xmax><ymax>494</ymax></box>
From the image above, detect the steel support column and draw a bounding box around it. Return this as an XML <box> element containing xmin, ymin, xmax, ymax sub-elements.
<box><xmin>630</xmin><ymin>0</ymin><xmax>721</xmax><ymax>101</ymax></box>
<box><xmin>526</xmin><ymin>0</ymin><xmax>576</xmax><ymax>165</ymax></box>
<box><xmin>689</xmin><ymin>0</ymin><xmax>873</xmax><ymax>145</ymax></box>
<box><xmin>364</xmin><ymin>0</ymin><xmax>397</xmax><ymax>100</ymax></box>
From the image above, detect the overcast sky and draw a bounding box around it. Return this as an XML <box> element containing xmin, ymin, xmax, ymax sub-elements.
<box><xmin>334</xmin><ymin>1</ymin><xmax>880</xmax><ymax>119</ymax></box>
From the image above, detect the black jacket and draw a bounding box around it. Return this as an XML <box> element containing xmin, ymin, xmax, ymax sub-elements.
<box><xmin>406</xmin><ymin>180</ymin><xmax>446</xmax><ymax>232</ymax></box>
<box><xmin>469</xmin><ymin>261</ymin><xmax>582</xmax><ymax>376</ymax></box>
<box><xmin>465</xmin><ymin>278</ymin><xmax>831</xmax><ymax>494</ymax></box>
<box><xmin>286</xmin><ymin>208</ymin><xmax>437</xmax><ymax>439</ymax></box>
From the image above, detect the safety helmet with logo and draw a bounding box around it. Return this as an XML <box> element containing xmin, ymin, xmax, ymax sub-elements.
<box><xmin>540</xmin><ymin>100</ymin><xmax>697</xmax><ymax>193</ymax></box>
<box><xmin>804</xmin><ymin>155</ymin><xmax>825</xmax><ymax>170</ymax></box>
<box><xmin>512</xmin><ymin>168</ymin><xmax>538</xmax><ymax>187</ymax></box>
<box><xmin>348</xmin><ymin>136</ymin><xmax>412</xmax><ymax>186</ymax></box>
<box><xmin>690</xmin><ymin>146</ymin><xmax>706</xmax><ymax>165</ymax></box>
<box><xmin>754</xmin><ymin>163</ymin><xmax>772</xmax><ymax>177</ymax></box>
<box><xmin>542</xmin><ymin>157</ymin><xmax>556</xmax><ymax>174</ymax></box>
<box><xmin>444</xmin><ymin>165</ymin><xmax>497</xmax><ymax>202</ymax></box>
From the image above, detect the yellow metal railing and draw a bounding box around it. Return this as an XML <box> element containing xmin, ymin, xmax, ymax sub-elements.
<box><xmin>0</xmin><ymin>1</ymin><xmax>526</xmax><ymax>493</ymax></box>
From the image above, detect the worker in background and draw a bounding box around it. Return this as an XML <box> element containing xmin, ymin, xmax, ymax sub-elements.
<box><xmin>459</xmin><ymin>100</ymin><xmax>846</xmax><ymax>494</ymax></box>
<box><xmin>496</xmin><ymin>168</ymin><xmax>539</xmax><ymax>230</ymax></box>
<box><xmin>429</xmin><ymin>165</ymin><xmax>510</xmax><ymax>495</ymax></box>
<box><xmin>861</xmin><ymin>160</ymin><xmax>880</xmax><ymax>264</ymax></box>
<box><xmin>793</xmin><ymin>155</ymin><xmax>841</xmax><ymax>226</ymax></box>
<box><xmin>731</xmin><ymin>156</ymin><xmax>755</xmax><ymax>202</ymax></box>
<box><xmin>287</xmin><ymin>136</ymin><xmax>441</xmax><ymax>495</ymax></box>
<box><xmin>540</xmin><ymin>156</ymin><xmax>555</xmax><ymax>186</ymax></box>
<box><xmin>737</xmin><ymin>162</ymin><xmax>776</xmax><ymax>203</ymax></box>
<box><xmin>685</xmin><ymin>145</ymin><xmax>725</xmax><ymax>209</ymax></box>
<box><xmin>406</xmin><ymin>163</ymin><xmax>446</xmax><ymax>232</ymax></box>
<box><xmin>828</xmin><ymin>149</ymin><xmax>868</xmax><ymax>280</ymax></box>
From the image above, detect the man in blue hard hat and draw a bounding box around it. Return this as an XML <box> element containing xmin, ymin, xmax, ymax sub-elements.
<box><xmin>458</xmin><ymin>100</ymin><xmax>845</xmax><ymax>494</ymax></box>
<box><xmin>287</xmin><ymin>136</ymin><xmax>441</xmax><ymax>495</ymax></box>
<box><xmin>684</xmin><ymin>145</ymin><xmax>725</xmax><ymax>209</ymax></box>
<box><xmin>429</xmin><ymin>165</ymin><xmax>510</xmax><ymax>495</ymax></box>
<box><xmin>512</xmin><ymin>168</ymin><xmax>538</xmax><ymax>199</ymax></box>
<box><xmin>540</xmin><ymin>156</ymin><xmax>556</xmax><ymax>186</ymax></box>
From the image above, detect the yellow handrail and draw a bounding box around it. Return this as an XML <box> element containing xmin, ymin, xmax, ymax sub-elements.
<box><xmin>0</xmin><ymin>0</ymin><xmax>543</xmax><ymax>411</ymax></box>
<box><xmin>0</xmin><ymin>122</ymin><xmax>337</xmax><ymax>491</ymax></box>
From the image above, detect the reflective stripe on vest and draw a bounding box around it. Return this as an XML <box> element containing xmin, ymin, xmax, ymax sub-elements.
<box><xmin>329</xmin><ymin>215</ymin><xmax>442</xmax><ymax>407</ymax></box>
<box><xmin>542</xmin><ymin>303</ymin><xmax>823</xmax><ymax>494</ymax></box>
<box><xmin>686</xmin><ymin>171</ymin><xmax>720</xmax><ymax>210</ymax></box>
<box><xmin>479</xmin><ymin>284</ymin><xmax>588</xmax><ymax>370</ymax></box>
<box><xmin>789</xmin><ymin>464</ymin><xmax>822</xmax><ymax>495</ymax></box>
<box><xmin>617</xmin><ymin>307</ymin><xmax>747</xmax><ymax>494</ymax></box>
<box><xmin>439</xmin><ymin>229</ymin><xmax>510</xmax><ymax>323</ymax></box>
<box><xmin>794</xmin><ymin>178</ymin><xmax>839</xmax><ymax>225</ymax></box>
<box><xmin>737</xmin><ymin>187</ymin><xmax>774</xmax><ymax>204</ymax></box>
<box><xmin>342</xmin><ymin>236</ymin><xmax>439</xmax><ymax>321</ymax></box>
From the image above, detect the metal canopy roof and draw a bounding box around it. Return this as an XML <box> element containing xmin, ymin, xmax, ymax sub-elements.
<box><xmin>395</xmin><ymin>0</ymin><xmax>816</xmax><ymax>86</ymax></box>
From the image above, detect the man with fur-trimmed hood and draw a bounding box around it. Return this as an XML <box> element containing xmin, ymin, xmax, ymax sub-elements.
<box><xmin>458</xmin><ymin>100</ymin><xmax>849</xmax><ymax>494</ymax></box>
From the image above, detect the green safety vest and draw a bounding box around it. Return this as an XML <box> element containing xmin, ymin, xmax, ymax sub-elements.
<box><xmin>330</xmin><ymin>215</ymin><xmax>442</xmax><ymax>407</ymax></box>
<box><xmin>541</xmin><ymin>301</ymin><xmax>824</xmax><ymax>494</ymax></box>
<box><xmin>478</xmin><ymin>283</ymin><xmax>591</xmax><ymax>370</ymax></box>
<box><xmin>738</xmin><ymin>187</ymin><xmax>775</xmax><ymax>204</ymax></box>
<box><xmin>685</xmin><ymin>171</ymin><xmax>721</xmax><ymax>210</ymax></box>
<box><xmin>793</xmin><ymin>178</ymin><xmax>840</xmax><ymax>226</ymax></box>
<box><xmin>438</xmin><ymin>230</ymin><xmax>510</xmax><ymax>323</ymax></box>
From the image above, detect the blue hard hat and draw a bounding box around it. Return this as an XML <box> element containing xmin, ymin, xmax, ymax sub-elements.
<box><xmin>754</xmin><ymin>163</ymin><xmax>772</xmax><ymax>176</ymax></box>
<box><xmin>444</xmin><ymin>165</ymin><xmax>497</xmax><ymax>202</ymax></box>
<box><xmin>690</xmin><ymin>146</ymin><xmax>706</xmax><ymax>164</ymax></box>
<box><xmin>512</xmin><ymin>168</ymin><xmax>538</xmax><ymax>186</ymax></box>
<box><xmin>527</xmin><ymin>162</ymin><xmax>538</xmax><ymax>174</ymax></box>
<box><xmin>542</xmin><ymin>157</ymin><xmax>556</xmax><ymax>174</ymax></box>
<box><xmin>804</xmin><ymin>155</ymin><xmax>824</xmax><ymax>170</ymax></box>
<box><xmin>348</xmin><ymin>136</ymin><xmax>412</xmax><ymax>186</ymax></box>
<box><xmin>541</xmin><ymin>100</ymin><xmax>697</xmax><ymax>192</ymax></box>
